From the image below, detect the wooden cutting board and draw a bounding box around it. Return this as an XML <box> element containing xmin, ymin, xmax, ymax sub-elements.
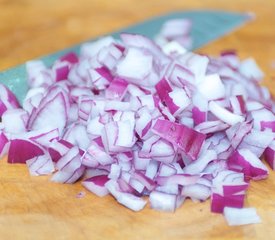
<box><xmin>1</xmin><ymin>0</ymin><xmax>275</xmax><ymax>239</ymax></box>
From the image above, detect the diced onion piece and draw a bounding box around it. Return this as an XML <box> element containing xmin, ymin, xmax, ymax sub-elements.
<box><xmin>0</xmin><ymin>132</ymin><xmax>9</xmax><ymax>158</ymax></box>
<box><xmin>82</xmin><ymin>175</ymin><xmax>109</xmax><ymax>197</ymax></box>
<box><xmin>26</xmin><ymin>154</ymin><xmax>54</xmax><ymax>176</ymax></box>
<box><xmin>182</xmin><ymin>184</ymin><xmax>211</xmax><ymax>201</ymax></box>
<box><xmin>239</xmin><ymin>58</ymin><xmax>264</xmax><ymax>81</ymax></box>
<box><xmin>149</xmin><ymin>191</ymin><xmax>177</xmax><ymax>212</ymax></box>
<box><xmin>264</xmin><ymin>140</ymin><xmax>275</xmax><ymax>169</ymax></box>
<box><xmin>183</xmin><ymin>150</ymin><xmax>217</xmax><ymax>174</ymax></box>
<box><xmin>152</xmin><ymin>119</ymin><xmax>206</xmax><ymax>160</ymax></box>
<box><xmin>8</xmin><ymin>139</ymin><xmax>45</xmax><ymax>164</ymax></box>
<box><xmin>228</xmin><ymin>148</ymin><xmax>268</xmax><ymax>180</ymax></box>
<box><xmin>162</xmin><ymin>41</ymin><xmax>187</xmax><ymax>56</ymax></box>
<box><xmin>223</xmin><ymin>207</ymin><xmax>261</xmax><ymax>226</ymax></box>
<box><xmin>2</xmin><ymin>109</ymin><xmax>28</xmax><ymax>134</ymax></box>
<box><xmin>28</xmin><ymin>92</ymin><xmax>67</xmax><ymax>134</ymax></box>
<box><xmin>209</xmin><ymin>101</ymin><xmax>245</xmax><ymax>125</ymax></box>
<box><xmin>0</xmin><ymin>84</ymin><xmax>20</xmax><ymax>116</ymax></box>
<box><xmin>167</xmin><ymin>87</ymin><xmax>191</xmax><ymax>116</ymax></box>
<box><xmin>80</xmin><ymin>36</ymin><xmax>115</xmax><ymax>58</ymax></box>
<box><xmin>116</xmin><ymin>48</ymin><xmax>153</xmax><ymax>86</ymax></box>
<box><xmin>198</xmin><ymin>74</ymin><xmax>226</xmax><ymax>100</ymax></box>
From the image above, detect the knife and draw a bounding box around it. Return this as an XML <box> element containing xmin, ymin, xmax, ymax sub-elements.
<box><xmin>0</xmin><ymin>10</ymin><xmax>251</xmax><ymax>103</ymax></box>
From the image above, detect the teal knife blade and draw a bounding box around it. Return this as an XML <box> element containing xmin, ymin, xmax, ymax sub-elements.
<box><xmin>0</xmin><ymin>10</ymin><xmax>251</xmax><ymax>103</ymax></box>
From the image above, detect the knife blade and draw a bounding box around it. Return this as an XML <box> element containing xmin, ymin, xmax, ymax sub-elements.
<box><xmin>0</xmin><ymin>10</ymin><xmax>251</xmax><ymax>103</ymax></box>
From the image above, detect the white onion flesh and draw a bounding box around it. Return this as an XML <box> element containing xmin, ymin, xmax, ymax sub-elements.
<box><xmin>223</xmin><ymin>207</ymin><xmax>261</xmax><ymax>226</ymax></box>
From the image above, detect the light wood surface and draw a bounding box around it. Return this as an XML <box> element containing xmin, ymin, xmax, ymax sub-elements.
<box><xmin>1</xmin><ymin>0</ymin><xmax>275</xmax><ymax>239</ymax></box>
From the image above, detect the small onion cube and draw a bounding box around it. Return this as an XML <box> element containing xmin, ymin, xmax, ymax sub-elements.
<box><xmin>167</xmin><ymin>87</ymin><xmax>191</xmax><ymax>116</ymax></box>
<box><xmin>116</xmin><ymin>48</ymin><xmax>153</xmax><ymax>85</ymax></box>
<box><xmin>116</xmin><ymin>192</ymin><xmax>147</xmax><ymax>212</ymax></box>
<box><xmin>29</xmin><ymin>128</ymin><xmax>59</xmax><ymax>148</ymax></box>
<box><xmin>26</xmin><ymin>154</ymin><xmax>54</xmax><ymax>176</ymax></box>
<box><xmin>211</xmin><ymin>193</ymin><xmax>245</xmax><ymax>213</ymax></box>
<box><xmin>0</xmin><ymin>132</ymin><xmax>9</xmax><ymax>158</ymax></box>
<box><xmin>182</xmin><ymin>184</ymin><xmax>211</xmax><ymax>202</ymax></box>
<box><xmin>209</xmin><ymin>101</ymin><xmax>245</xmax><ymax>125</ymax></box>
<box><xmin>8</xmin><ymin>139</ymin><xmax>45</xmax><ymax>164</ymax></box>
<box><xmin>80</xmin><ymin>36</ymin><xmax>115</xmax><ymax>58</ymax></box>
<box><xmin>105</xmin><ymin>77</ymin><xmax>128</xmax><ymax>100</ymax></box>
<box><xmin>0</xmin><ymin>84</ymin><xmax>20</xmax><ymax>116</ymax></box>
<box><xmin>2</xmin><ymin>109</ymin><xmax>28</xmax><ymax>134</ymax></box>
<box><xmin>51</xmin><ymin>165</ymin><xmax>85</xmax><ymax>184</ymax></box>
<box><xmin>82</xmin><ymin>175</ymin><xmax>109</xmax><ymax>197</ymax></box>
<box><xmin>149</xmin><ymin>191</ymin><xmax>177</xmax><ymax>212</ymax></box>
<box><xmin>85</xmin><ymin>144</ymin><xmax>113</xmax><ymax>166</ymax></box>
<box><xmin>239</xmin><ymin>58</ymin><xmax>264</xmax><ymax>81</ymax></box>
<box><xmin>198</xmin><ymin>74</ymin><xmax>226</xmax><ymax>100</ymax></box>
<box><xmin>228</xmin><ymin>149</ymin><xmax>268</xmax><ymax>180</ymax></box>
<box><xmin>264</xmin><ymin>141</ymin><xmax>275</xmax><ymax>169</ymax></box>
<box><xmin>152</xmin><ymin>119</ymin><xmax>206</xmax><ymax>160</ymax></box>
<box><xmin>223</xmin><ymin>207</ymin><xmax>261</xmax><ymax>226</ymax></box>
<box><xmin>28</xmin><ymin>92</ymin><xmax>68</xmax><ymax>134</ymax></box>
<box><xmin>59</xmin><ymin>52</ymin><xmax>78</xmax><ymax>64</ymax></box>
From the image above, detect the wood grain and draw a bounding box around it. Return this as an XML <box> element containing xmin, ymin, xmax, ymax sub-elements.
<box><xmin>1</xmin><ymin>0</ymin><xmax>275</xmax><ymax>239</ymax></box>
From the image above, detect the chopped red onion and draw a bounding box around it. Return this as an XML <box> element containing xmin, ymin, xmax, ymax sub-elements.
<box><xmin>182</xmin><ymin>184</ymin><xmax>211</xmax><ymax>202</ymax></box>
<box><xmin>59</xmin><ymin>52</ymin><xmax>79</xmax><ymax>64</ymax></box>
<box><xmin>52</xmin><ymin>61</ymin><xmax>70</xmax><ymax>82</ymax></box>
<box><xmin>8</xmin><ymin>139</ymin><xmax>45</xmax><ymax>164</ymax></box>
<box><xmin>197</xmin><ymin>74</ymin><xmax>226</xmax><ymax>100</ymax></box>
<box><xmin>2</xmin><ymin>109</ymin><xmax>28</xmax><ymax>134</ymax></box>
<box><xmin>84</xmin><ymin>144</ymin><xmax>113</xmax><ymax>166</ymax></box>
<box><xmin>211</xmin><ymin>170</ymin><xmax>249</xmax><ymax>213</ymax></box>
<box><xmin>155</xmin><ymin>18</ymin><xmax>192</xmax><ymax>50</ymax></box>
<box><xmin>29</xmin><ymin>128</ymin><xmax>59</xmax><ymax>148</ymax></box>
<box><xmin>26</xmin><ymin>60</ymin><xmax>53</xmax><ymax>88</ymax></box>
<box><xmin>80</xmin><ymin>36</ymin><xmax>115</xmax><ymax>59</ymax></box>
<box><xmin>225</xmin><ymin>122</ymin><xmax>252</xmax><ymax>149</ymax></box>
<box><xmin>239</xmin><ymin>58</ymin><xmax>264</xmax><ymax>81</ymax></box>
<box><xmin>105</xmin><ymin>179</ymin><xmax>147</xmax><ymax>211</ymax></box>
<box><xmin>82</xmin><ymin>175</ymin><xmax>109</xmax><ymax>197</ymax></box>
<box><xmin>28</xmin><ymin>92</ymin><xmax>68</xmax><ymax>134</ymax></box>
<box><xmin>156</xmin><ymin>174</ymin><xmax>200</xmax><ymax>186</ymax></box>
<box><xmin>211</xmin><ymin>193</ymin><xmax>245</xmax><ymax>213</ymax></box>
<box><xmin>223</xmin><ymin>207</ymin><xmax>261</xmax><ymax>226</ymax></box>
<box><xmin>149</xmin><ymin>191</ymin><xmax>177</xmax><ymax>212</ymax></box>
<box><xmin>209</xmin><ymin>101</ymin><xmax>245</xmax><ymax>125</ymax></box>
<box><xmin>116</xmin><ymin>48</ymin><xmax>153</xmax><ymax>86</ymax></box>
<box><xmin>183</xmin><ymin>150</ymin><xmax>217</xmax><ymax>174</ymax></box>
<box><xmin>238</xmin><ymin>129</ymin><xmax>274</xmax><ymax>157</ymax></box>
<box><xmin>26</xmin><ymin>154</ymin><xmax>55</xmax><ymax>176</ymax></box>
<box><xmin>152</xmin><ymin>119</ymin><xmax>206</xmax><ymax>160</ymax></box>
<box><xmin>0</xmin><ymin>131</ymin><xmax>9</xmax><ymax>158</ymax></box>
<box><xmin>162</xmin><ymin>41</ymin><xmax>187</xmax><ymax>56</ymax></box>
<box><xmin>1</xmin><ymin>29</ymin><xmax>275</xmax><ymax>225</ymax></box>
<box><xmin>0</xmin><ymin>84</ymin><xmax>20</xmax><ymax>116</ymax></box>
<box><xmin>51</xmin><ymin>165</ymin><xmax>85</xmax><ymax>184</ymax></box>
<box><xmin>105</xmin><ymin>77</ymin><xmax>128</xmax><ymax>100</ymax></box>
<box><xmin>228</xmin><ymin>148</ymin><xmax>269</xmax><ymax>180</ymax></box>
<box><xmin>48</xmin><ymin>139</ymin><xmax>75</xmax><ymax>163</ymax></box>
<box><xmin>251</xmin><ymin>108</ymin><xmax>275</xmax><ymax>132</ymax></box>
<box><xmin>264</xmin><ymin>140</ymin><xmax>275</xmax><ymax>169</ymax></box>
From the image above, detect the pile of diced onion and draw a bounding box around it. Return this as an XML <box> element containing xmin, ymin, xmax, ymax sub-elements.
<box><xmin>0</xmin><ymin>22</ymin><xmax>274</xmax><ymax>226</ymax></box>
